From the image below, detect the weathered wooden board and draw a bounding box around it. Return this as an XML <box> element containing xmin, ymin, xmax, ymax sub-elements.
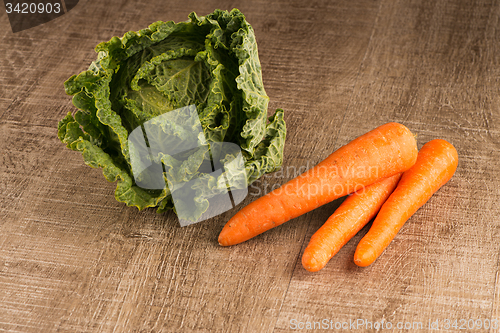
<box><xmin>1</xmin><ymin>0</ymin><xmax>499</xmax><ymax>332</ymax></box>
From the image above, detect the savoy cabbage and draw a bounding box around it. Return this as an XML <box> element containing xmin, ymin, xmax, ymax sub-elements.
<box><xmin>57</xmin><ymin>9</ymin><xmax>286</xmax><ymax>220</ymax></box>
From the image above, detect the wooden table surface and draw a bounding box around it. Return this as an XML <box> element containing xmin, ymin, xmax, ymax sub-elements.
<box><xmin>1</xmin><ymin>0</ymin><xmax>500</xmax><ymax>332</ymax></box>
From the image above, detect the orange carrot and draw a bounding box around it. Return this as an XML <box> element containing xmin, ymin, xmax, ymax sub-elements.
<box><xmin>218</xmin><ymin>122</ymin><xmax>418</xmax><ymax>246</ymax></box>
<box><xmin>302</xmin><ymin>173</ymin><xmax>402</xmax><ymax>272</ymax></box>
<box><xmin>354</xmin><ymin>139</ymin><xmax>458</xmax><ymax>267</ymax></box>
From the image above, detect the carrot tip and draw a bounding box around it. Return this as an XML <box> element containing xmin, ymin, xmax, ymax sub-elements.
<box><xmin>218</xmin><ymin>235</ymin><xmax>229</xmax><ymax>246</ymax></box>
<box><xmin>302</xmin><ymin>264</ymin><xmax>321</xmax><ymax>272</ymax></box>
<box><xmin>302</xmin><ymin>253</ymin><xmax>324</xmax><ymax>272</ymax></box>
<box><xmin>353</xmin><ymin>249</ymin><xmax>376</xmax><ymax>267</ymax></box>
<box><xmin>354</xmin><ymin>259</ymin><xmax>372</xmax><ymax>267</ymax></box>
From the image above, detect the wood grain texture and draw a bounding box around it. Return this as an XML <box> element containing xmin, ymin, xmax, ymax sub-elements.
<box><xmin>1</xmin><ymin>0</ymin><xmax>499</xmax><ymax>332</ymax></box>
